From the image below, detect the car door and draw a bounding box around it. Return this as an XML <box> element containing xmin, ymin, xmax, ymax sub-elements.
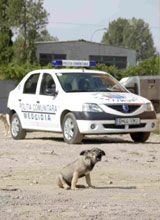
<box><xmin>36</xmin><ymin>72</ymin><xmax>59</xmax><ymax>131</ymax></box>
<box><xmin>19</xmin><ymin>73</ymin><xmax>40</xmax><ymax>129</ymax></box>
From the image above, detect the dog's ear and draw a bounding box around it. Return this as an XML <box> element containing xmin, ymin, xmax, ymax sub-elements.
<box><xmin>101</xmin><ymin>150</ymin><xmax>106</xmax><ymax>156</ymax></box>
<box><xmin>80</xmin><ymin>150</ymin><xmax>90</xmax><ymax>155</ymax></box>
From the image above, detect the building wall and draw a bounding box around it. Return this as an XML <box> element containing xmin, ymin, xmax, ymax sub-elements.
<box><xmin>36</xmin><ymin>40</ymin><xmax>136</xmax><ymax>68</ymax></box>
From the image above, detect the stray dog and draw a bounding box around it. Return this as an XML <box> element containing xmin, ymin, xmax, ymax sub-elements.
<box><xmin>0</xmin><ymin>114</ymin><xmax>9</xmax><ymax>136</ymax></box>
<box><xmin>57</xmin><ymin>148</ymin><xmax>105</xmax><ymax>190</ymax></box>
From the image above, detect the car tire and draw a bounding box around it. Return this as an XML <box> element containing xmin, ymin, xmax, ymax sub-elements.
<box><xmin>10</xmin><ymin>113</ymin><xmax>26</xmax><ymax>140</ymax></box>
<box><xmin>62</xmin><ymin>112</ymin><xmax>83</xmax><ymax>144</ymax></box>
<box><xmin>130</xmin><ymin>132</ymin><xmax>150</xmax><ymax>143</ymax></box>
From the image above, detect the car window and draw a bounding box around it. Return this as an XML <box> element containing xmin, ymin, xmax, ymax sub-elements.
<box><xmin>56</xmin><ymin>72</ymin><xmax>127</xmax><ymax>93</ymax></box>
<box><xmin>23</xmin><ymin>73</ymin><xmax>40</xmax><ymax>94</ymax></box>
<box><xmin>40</xmin><ymin>73</ymin><xmax>56</xmax><ymax>96</ymax></box>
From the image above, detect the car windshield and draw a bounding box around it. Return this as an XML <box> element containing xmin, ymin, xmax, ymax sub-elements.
<box><xmin>56</xmin><ymin>72</ymin><xmax>127</xmax><ymax>93</ymax></box>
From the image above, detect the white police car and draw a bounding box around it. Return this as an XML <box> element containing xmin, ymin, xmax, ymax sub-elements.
<box><xmin>7</xmin><ymin>60</ymin><xmax>156</xmax><ymax>144</ymax></box>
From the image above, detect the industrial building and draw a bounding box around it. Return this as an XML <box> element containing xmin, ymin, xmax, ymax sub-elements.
<box><xmin>36</xmin><ymin>39</ymin><xmax>136</xmax><ymax>69</ymax></box>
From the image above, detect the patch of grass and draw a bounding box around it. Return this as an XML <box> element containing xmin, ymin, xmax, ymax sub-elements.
<box><xmin>152</xmin><ymin>130</ymin><xmax>160</xmax><ymax>135</ymax></box>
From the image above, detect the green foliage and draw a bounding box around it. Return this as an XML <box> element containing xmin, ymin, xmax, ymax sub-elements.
<box><xmin>0</xmin><ymin>56</ymin><xmax>159</xmax><ymax>84</ymax></box>
<box><xmin>13</xmin><ymin>0</ymin><xmax>49</xmax><ymax>63</ymax></box>
<box><xmin>0</xmin><ymin>0</ymin><xmax>13</xmax><ymax>63</ymax></box>
<box><xmin>123</xmin><ymin>56</ymin><xmax>160</xmax><ymax>77</ymax></box>
<box><xmin>0</xmin><ymin>62</ymin><xmax>52</xmax><ymax>84</ymax></box>
<box><xmin>0</xmin><ymin>0</ymin><xmax>49</xmax><ymax>65</ymax></box>
<box><xmin>0</xmin><ymin>62</ymin><xmax>39</xmax><ymax>84</ymax></box>
<box><xmin>93</xmin><ymin>56</ymin><xmax>160</xmax><ymax>79</ymax></box>
<box><xmin>102</xmin><ymin>18</ymin><xmax>130</xmax><ymax>47</ymax></box>
<box><xmin>93</xmin><ymin>63</ymin><xmax>122</xmax><ymax>80</ymax></box>
<box><xmin>36</xmin><ymin>29</ymin><xmax>59</xmax><ymax>42</ymax></box>
<box><xmin>102</xmin><ymin>17</ymin><xmax>156</xmax><ymax>62</ymax></box>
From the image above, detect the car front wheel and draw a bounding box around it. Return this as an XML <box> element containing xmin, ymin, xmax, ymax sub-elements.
<box><xmin>130</xmin><ymin>132</ymin><xmax>150</xmax><ymax>143</ymax></box>
<box><xmin>10</xmin><ymin>113</ymin><xmax>26</xmax><ymax>140</ymax></box>
<box><xmin>62</xmin><ymin>113</ymin><xmax>83</xmax><ymax>144</ymax></box>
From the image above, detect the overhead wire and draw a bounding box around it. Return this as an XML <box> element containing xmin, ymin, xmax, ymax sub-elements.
<box><xmin>47</xmin><ymin>21</ymin><xmax>106</xmax><ymax>27</ymax></box>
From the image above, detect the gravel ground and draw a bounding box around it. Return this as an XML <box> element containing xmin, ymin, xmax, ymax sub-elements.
<box><xmin>0</xmin><ymin>119</ymin><xmax>160</xmax><ymax>220</ymax></box>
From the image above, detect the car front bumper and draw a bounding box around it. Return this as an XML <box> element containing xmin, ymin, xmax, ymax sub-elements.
<box><xmin>74</xmin><ymin>111</ymin><xmax>157</xmax><ymax>134</ymax></box>
<box><xmin>77</xmin><ymin>119</ymin><xmax>157</xmax><ymax>134</ymax></box>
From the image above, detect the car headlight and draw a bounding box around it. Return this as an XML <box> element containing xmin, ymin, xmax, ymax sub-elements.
<box><xmin>82</xmin><ymin>103</ymin><xmax>103</xmax><ymax>112</ymax></box>
<box><xmin>145</xmin><ymin>102</ymin><xmax>154</xmax><ymax>111</ymax></box>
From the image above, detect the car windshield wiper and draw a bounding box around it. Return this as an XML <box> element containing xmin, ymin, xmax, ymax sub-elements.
<box><xmin>65</xmin><ymin>89</ymin><xmax>126</xmax><ymax>93</ymax></box>
<box><xmin>98</xmin><ymin>88</ymin><xmax>126</xmax><ymax>92</ymax></box>
<box><xmin>97</xmin><ymin>89</ymin><xmax>113</xmax><ymax>92</ymax></box>
<box><xmin>65</xmin><ymin>89</ymin><xmax>89</xmax><ymax>92</ymax></box>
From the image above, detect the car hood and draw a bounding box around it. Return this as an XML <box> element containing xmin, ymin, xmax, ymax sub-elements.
<box><xmin>64</xmin><ymin>92</ymin><xmax>149</xmax><ymax>105</ymax></box>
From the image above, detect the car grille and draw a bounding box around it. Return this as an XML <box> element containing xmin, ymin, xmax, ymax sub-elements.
<box><xmin>105</xmin><ymin>104</ymin><xmax>141</xmax><ymax>113</ymax></box>
<box><xmin>103</xmin><ymin>123</ymin><xmax>146</xmax><ymax>129</ymax></box>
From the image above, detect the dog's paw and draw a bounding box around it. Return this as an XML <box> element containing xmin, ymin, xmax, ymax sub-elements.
<box><xmin>88</xmin><ymin>185</ymin><xmax>96</xmax><ymax>189</ymax></box>
<box><xmin>64</xmin><ymin>185</ymin><xmax>70</xmax><ymax>190</ymax></box>
<box><xmin>71</xmin><ymin>186</ymin><xmax>78</xmax><ymax>190</ymax></box>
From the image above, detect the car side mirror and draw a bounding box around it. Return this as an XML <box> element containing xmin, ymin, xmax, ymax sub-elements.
<box><xmin>45</xmin><ymin>88</ymin><xmax>58</xmax><ymax>96</ymax></box>
<box><xmin>127</xmin><ymin>88</ymin><xmax>135</xmax><ymax>94</ymax></box>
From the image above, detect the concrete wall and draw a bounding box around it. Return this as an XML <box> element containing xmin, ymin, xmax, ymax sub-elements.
<box><xmin>36</xmin><ymin>40</ymin><xmax>136</xmax><ymax>67</ymax></box>
<box><xmin>0</xmin><ymin>80</ymin><xmax>15</xmax><ymax>114</ymax></box>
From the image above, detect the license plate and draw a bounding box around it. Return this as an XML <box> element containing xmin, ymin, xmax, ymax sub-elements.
<box><xmin>115</xmin><ymin>118</ymin><xmax>140</xmax><ymax>125</ymax></box>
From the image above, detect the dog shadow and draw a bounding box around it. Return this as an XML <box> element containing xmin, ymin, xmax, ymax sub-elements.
<box><xmin>76</xmin><ymin>185</ymin><xmax>136</xmax><ymax>190</ymax></box>
<box><xmin>94</xmin><ymin>186</ymin><xmax>136</xmax><ymax>190</ymax></box>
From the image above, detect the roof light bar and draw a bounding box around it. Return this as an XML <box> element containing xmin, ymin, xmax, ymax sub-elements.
<box><xmin>52</xmin><ymin>60</ymin><xmax>96</xmax><ymax>67</ymax></box>
<box><xmin>90</xmin><ymin>61</ymin><xmax>96</xmax><ymax>67</ymax></box>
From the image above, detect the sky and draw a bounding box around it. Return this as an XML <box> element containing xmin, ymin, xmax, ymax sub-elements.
<box><xmin>43</xmin><ymin>0</ymin><xmax>160</xmax><ymax>52</ymax></box>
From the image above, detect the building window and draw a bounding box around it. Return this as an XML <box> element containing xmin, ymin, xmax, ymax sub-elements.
<box><xmin>39</xmin><ymin>54</ymin><xmax>52</xmax><ymax>65</ymax></box>
<box><xmin>54</xmin><ymin>54</ymin><xmax>66</xmax><ymax>60</ymax></box>
<box><xmin>39</xmin><ymin>54</ymin><xmax>66</xmax><ymax>65</ymax></box>
<box><xmin>89</xmin><ymin>55</ymin><xmax>127</xmax><ymax>69</ymax></box>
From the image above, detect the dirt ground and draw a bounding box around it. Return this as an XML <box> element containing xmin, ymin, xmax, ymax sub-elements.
<box><xmin>0</xmin><ymin>119</ymin><xmax>160</xmax><ymax>220</ymax></box>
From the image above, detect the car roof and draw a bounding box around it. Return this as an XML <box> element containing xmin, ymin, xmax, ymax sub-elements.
<box><xmin>30</xmin><ymin>68</ymin><xmax>108</xmax><ymax>75</ymax></box>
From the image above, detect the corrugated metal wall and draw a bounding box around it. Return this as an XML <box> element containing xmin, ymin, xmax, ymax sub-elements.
<box><xmin>0</xmin><ymin>80</ymin><xmax>15</xmax><ymax>114</ymax></box>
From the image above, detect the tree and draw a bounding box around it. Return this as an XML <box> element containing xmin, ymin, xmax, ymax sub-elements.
<box><xmin>13</xmin><ymin>29</ymin><xmax>58</xmax><ymax>64</ymax></box>
<box><xmin>102</xmin><ymin>18</ymin><xmax>156</xmax><ymax>62</ymax></box>
<box><xmin>13</xmin><ymin>0</ymin><xmax>48</xmax><ymax>63</ymax></box>
<box><xmin>36</xmin><ymin>29</ymin><xmax>59</xmax><ymax>42</ymax></box>
<box><xmin>0</xmin><ymin>0</ymin><xmax>13</xmax><ymax>64</ymax></box>
<box><xmin>102</xmin><ymin>18</ymin><xmax>130</xmax><ymax>47</ymax></box>
<box><xmin>0</xmin><ymin>0</ymin><xmax>49</xmax><ymax>64</ymax></box>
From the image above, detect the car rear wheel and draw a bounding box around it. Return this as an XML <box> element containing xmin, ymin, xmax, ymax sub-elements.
<box><xmin>11</xmin><ymin>113</ymin><xmax>26</xmax><ymax>140</ymax></box>
<box><xmin>130</xmin><ymin>132</ymin><xmax>150</xmax><ymax>143</ymax></box>
<box><xmin>62</xmin><ymin>113</ymin><xmax>83</xmax><ymax>144</ymax></box>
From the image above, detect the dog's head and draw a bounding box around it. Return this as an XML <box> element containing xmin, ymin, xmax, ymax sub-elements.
<box><xmin>80</xmin><ymin>148</ymin><xmax>105</xmax><ymax>164</ymax></box>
